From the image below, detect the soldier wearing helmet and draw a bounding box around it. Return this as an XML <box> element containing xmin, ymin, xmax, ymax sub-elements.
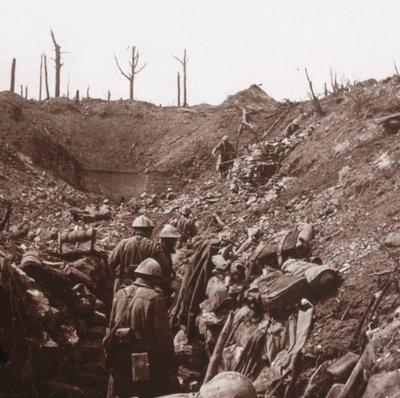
<box><xmin>158</xmin><ymin>224</ymin><xmax>181</xmax><ymax>302</ymax></box>
<box><xmin>170</xmin><ymin>205</ymin><xmax>197</xmax><ymax>247</ymax></box>
<box><xmin>108</xmin><ymin>215</ymin><xmax>169</xmax><ymax>294</ymax></box>
<box><xmin>159</xmin><ymin>225</ymin><xmax>180</xmax><ymax>273</ymax></box>
<box><xmin>106</xmin><ymin>258</ymin><xmax>178</xmax><ymax>398</ymax></box>
<box><xmin>211</xmin><ymin>134</ymin><xmax>236</xmax><ymax>178</ymax></box>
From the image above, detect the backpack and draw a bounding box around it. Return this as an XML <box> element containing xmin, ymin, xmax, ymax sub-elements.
<box><xmin>252</xmin><ymin>223</ymin><xmax>313</xmax><ymax>269</ymax></box>
<box><xmin>102</xmin><ymin>293</ymin><xmax>135</xmax><ymax>369</ymax></box>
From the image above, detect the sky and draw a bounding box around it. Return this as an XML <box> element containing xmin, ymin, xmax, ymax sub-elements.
<box><xmin>1</xmin><ymin>0</ymin><xmax>399</xmax><ymax>105</ymax></box>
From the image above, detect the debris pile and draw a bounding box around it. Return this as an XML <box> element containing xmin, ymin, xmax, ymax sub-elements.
<box><xmin>0</xmin><ymin>237</ymin><xmax>112</xmax><ymax>397</ymax></box>
<box><xmin>167</xmin><ymin>221</ymin><xmax>341</xmax><ymax>396</ymax></box>
<box><xmin>2</xmin><ymin>75</ymin><xmax>400</xmax><ymax>397</ymax></box>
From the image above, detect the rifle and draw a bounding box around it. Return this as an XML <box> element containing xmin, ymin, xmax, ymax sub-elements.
<box><xmin>0</xmin><ymin>196</ymin><xmax>11</xmax><ymax>232</ymax></box>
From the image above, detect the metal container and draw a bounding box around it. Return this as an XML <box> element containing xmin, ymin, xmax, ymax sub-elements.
<box><xmin>131</xmin><ymin>352</ymin><xmax>149</xmax><ymax>382</ymax></box>
<box><xmin>21</xmin><ymin>251</ymin><xmax>42</xmax><ymax>268</ymax></box>
<box><xmin>59</xmin><ymin>228</ymin><xmax>96</xmax><ymax>244</ymax></box>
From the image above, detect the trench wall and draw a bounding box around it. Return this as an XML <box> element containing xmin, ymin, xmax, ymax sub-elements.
<box><xmin>80</xmin><ymin>169</ymin><xmax>181</xmax><ymax>200</ymax></box>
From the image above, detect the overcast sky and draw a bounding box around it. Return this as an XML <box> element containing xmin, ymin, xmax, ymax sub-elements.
<box><xmin>1</xmin><ymin>0</ymin><xmax>399</xmax><ymax>105</ymax></box>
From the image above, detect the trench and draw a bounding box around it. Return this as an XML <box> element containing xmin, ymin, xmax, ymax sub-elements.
<box><xmin>79</xmin><ymin>168</ymin><xmax>181</xmax><ymax>201</ymax></box>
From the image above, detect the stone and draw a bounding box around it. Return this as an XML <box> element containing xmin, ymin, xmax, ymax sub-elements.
<box><xmin>384</xmin><ymin>232</ymin><xmax>400</xmax><ymax>248</ymax></box>
<box><xmin>325</xmin><ymin>383</ymin><xmax>344</xmax><ymax>398</ymax></box>
<box><xmin>246</xmin><ymin>196</ymin><xmax>258</xmax><ymax>205</ymax></box>
<box><xmin>327</xmin><ymin>352</ymin><xmax>359</xmax><ymax>381</ymax></box>
<box><xmin>363</xmin><ymin>369</ymin><xmax>400</xmax><ymax>398</ymax></box>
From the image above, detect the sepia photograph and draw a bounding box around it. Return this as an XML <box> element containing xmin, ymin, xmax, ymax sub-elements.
<box><xmin>1</xmin><ymin>1</ymin><xmax>400</xmax><ymax>397</ymax></box>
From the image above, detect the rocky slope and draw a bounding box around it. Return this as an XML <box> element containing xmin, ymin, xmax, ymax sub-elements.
<box><xmin>1</xmin><ymin>75</ymin><xmax>400</xmax><ymax>397</ymax></box>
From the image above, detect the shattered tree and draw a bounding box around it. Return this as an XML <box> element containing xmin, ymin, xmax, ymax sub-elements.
<box><xmin>173</xmin><ymin>49</ymin><xmax>188</xmax><ymax>107</ymax></box>
<box><xmin>43</xmin><ymin>54</ymin><xmax>50</xmax><ymax>100</ymax></box>
<box><xmin>39</xmin><ymin>54</ymin><xmax>43</xmax><ymax>101</ymax></box>
<box><xmin>10</xmin><ymin>58</ymin><xmax>16</xmax><ymax>92</ymax></box>
<box><xmin>305</xmin><ymin>68</ymin><xmax>324</xmax><ymax>115</ymax></box>
<box><xmin>50</xmin><ymin>29</ymin><xmax>63</xmax><ymax>98</ymax></box>
<box><xmin>177</xmin><ymin>71</ymin><xmax>181</xmax><ymax>107</ymax></box>
<box><xmin>114</xmin><ymin>46</ymin><xmax>147</xmax><ymax>101</ymax></box>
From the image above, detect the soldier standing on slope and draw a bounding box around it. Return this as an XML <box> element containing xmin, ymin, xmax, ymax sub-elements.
<box><xmin>171</xmin><ymin>205</ymin><xmax>197</xmax><ymax>248</ymax></box>
<box><xmin>212</xmin><ymin>135</ymin><xmax>236</xmax><ymax>178</ymax></box>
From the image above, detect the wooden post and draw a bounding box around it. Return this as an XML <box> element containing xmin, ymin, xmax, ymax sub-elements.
<box><xmin>10</xmin><ymin>58</ymin><xmax>16</xmax><ymax>92</ymax></box>
<box><xmin>50</xmin><ymin>29</ymin><xmax>63</xmax><ymax>97</ymax></box>
<box><xmin>20</xmin><ymin>85</ymin><xmax>23</xmax><ymax>96</ymax></box>
<box><xmin>107</xmin><ymin>90</ymin><xmax>111</xmax><ymax>101</ymax></box>
<box><xmin>39</xmin><ymin>54</ymin><xmax>43</xmax><ymax>101</ymax></box>
<box><xmin>44</xmin><ymin>54</ymin><xmax>50</xmax><ymax>99</ymax></box>
<box><xmin>177</xmin><ymin>72</ymin><xmax>181</xmax><ymax>107</ymax></box>
<box><xmin>25</xmin><ymin>86</ymin><xmax>28</xmax><ymax>99</ymax></box>
<box><xmin>86</xmin><ymin>86</ymin><xmax>90</xmax><ymax>99</ymax></box>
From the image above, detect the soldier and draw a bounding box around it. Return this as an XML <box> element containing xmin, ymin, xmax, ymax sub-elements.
<box><xmin>171</xmin><ymin>205</ymin><xmax>197</xmax><ymax>247</ymax></box>
<box><xmin>158</xmin><ymin>224</ymin><xmax>181</xmax><ymax>296</ymax></box>
<box><xmin>105</xmin><ymin>258</ymin><xmax>178</xmax><ymax>398</ymax></box>
<box><xmin>108</xmin><ymin>215</ymin><xmax>167</xmax><ymax>294</ymax></box>
<box><xmin>212</xmin><ymin>135</ymin><xmax>236</xmax><ymax>178</ymax></box>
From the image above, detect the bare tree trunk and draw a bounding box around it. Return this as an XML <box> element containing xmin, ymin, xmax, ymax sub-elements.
<box><xmin>183</xmin><ymin>49</ymin><xmax>187</xmax><ymax>107</ymax></box>
<box><xmin>75</xmin><ymin>90</ymin><xmax>80</xmax><ymax>103</ymax></box>
<box><xmin>394</xmin><ymin>60</ymin><xmax>400</xmax><ymax>77</ymax></box>
<box><xmin>330</xmin><ymin>67</ymin><xmax>339</xmax><ymax>94</ymax></box>
<box><xmin>50</xmin><ymin>29</ymin><xmax>62</xmax><ymax>97</ymax></box>
<box><xmin>305</xmin><ymin>68</ymin><xmax>324</xmax><ymax>115</ymax></box>
<box><xmin>67</xmin><ymin>75</ymin><xmax>70</xmax><ymax>98</ymax></box>
<box><xmin>177</xmin><ymin>72</ymin><xmax>181</xmax><ymax>107</ymax></box>
<box><xmin>10</xmin><ymin>58</ymin><xmax>16</xmax><ymax>92</ymax></box>
<box><xmin>44</xmin><ymin>54</ymin><xmax>50</xmax><ymax>99</ymax></box>
<box><xmin>25</xmin><ymin>86</ymin><xmax>28</xmax><ymax>99</ymax></box>
<box><xmin>39</xmin><ymin>54</ymin><xmax>43</xmax><ymax>100</ymax></box>
<box><xmin>130</xmin><ymin>73</ymin><xmax>134</xmax><ymax>100</ymax></box>
<box><xmin>115</xmin><ymin>45</ymin><xmax>146</xmax><ymax>101</ymax></box>
<box><xmin>107</xmin><ymin>90</ymin><xmax>111</xmax><ymax>101</ymax></box>
<box><xmin>20</xmin><ymin>85</ymin><xmax>23</xmax><ymax>96</ymax></box>
<box><xmin>130</xmin><ymin>47</ymin><xmax>134</xmax><ymax>100</ymax></box>
<box><xmin>173</xmin><ymin>49</ymin><xmax>188</xmax><ymax>107</ymax></box>
<box><xmin>86</xmin><ymin>86</ymin><xmax>90</xmax><ymax>99</ymax></box>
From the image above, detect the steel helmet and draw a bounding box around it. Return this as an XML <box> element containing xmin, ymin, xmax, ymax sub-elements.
<box><xmin>132</xmin><ymin>215</ymin><xmax>154</xmax><ymax>229</ymax></box>
<box><xmin>159</xmin><ymin>224</ymin><xmax>181</xmax><ymax>239</ymax></box>
<box><xmin>200</xmin><ymin>372</ymin><xmax>257</xmax><ymax>398</ymax></box>
<box><xmin>134</xmin><ymin>258</ymin><xmax>162</xmax><ymax>279</ymax></box>
<box><xmin>181</xmin><ymin>205</ymin><xmax>191</xmax><ymax>216</ymax></box>
<box><xmin>222</xmin><ymin>135</ymin><xmax>229</xmax><ymax>141</ymax></box>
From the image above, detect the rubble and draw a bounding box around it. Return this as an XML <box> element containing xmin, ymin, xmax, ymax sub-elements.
<box><xmin>2</xmin><ymin>77</ymin><xmax>400</xmax><ymax>397</ymax></box>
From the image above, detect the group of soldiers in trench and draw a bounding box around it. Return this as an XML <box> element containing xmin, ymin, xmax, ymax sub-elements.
<box><xmin>104</xmin><ymin>136</ymin><xmax>250</xmax><ymax>398</ymax></box>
